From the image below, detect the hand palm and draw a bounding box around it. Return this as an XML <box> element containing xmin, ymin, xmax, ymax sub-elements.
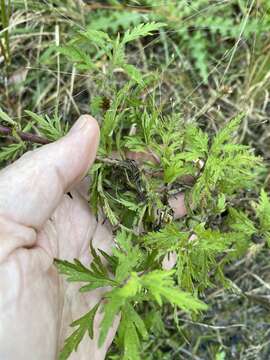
<box><xmin>0</xmin><ymin>116</ymin><xmax>116</xmax><ymax>360</ymax></box>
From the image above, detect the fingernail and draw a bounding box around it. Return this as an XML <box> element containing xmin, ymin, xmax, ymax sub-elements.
<box><xmin>69</xmin><ymin>115</ymin><xmax>92</xmax><ymax>134</ymax></box>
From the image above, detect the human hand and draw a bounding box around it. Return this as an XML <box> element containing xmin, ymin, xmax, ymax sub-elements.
<box><xmin>0</xmin><ymin>115</ymin><xmax>117</xmax><ymax>360</ymax></box>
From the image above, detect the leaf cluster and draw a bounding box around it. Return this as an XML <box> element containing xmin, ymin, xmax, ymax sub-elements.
<box><xmin>57</xmin><ymin>22</ymin><xmax>165</xmax><ymax>85</ymax></box>
<box><xmin>55</xmin><ymin>231</ymin><xmax>206</xmax><ymax>360</ymax></box>
<box><xmin>82</xmin><ymin>0</ymin><xmax>270</xmax><ymax>81</ymax></box>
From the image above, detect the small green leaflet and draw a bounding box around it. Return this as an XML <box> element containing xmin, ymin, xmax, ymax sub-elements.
<box><xmin>113</xmin><ymin>231</ymin><xmax>142</xmax><ymax>283</ymax></box>
<box><xmin>0</xmin><ymin>106</ymin><xmax>16</xmax><ymax>126</ymax></box>
<box><xmin>141</xmin><ymin>270</ymin><xmax>207</xmax><ymax>312</ymax></box>
<box><xmin>119</xmin><ymin>304</ymin><xmax>148</xmax><ymax>360</ymax></box>
<box><xmin>228</xmin><ymin>208</ymin><xmax>256</xmax><ymax>236</ymax></box>
<box><xmin>54</xmin><ymin>256</ymin><xmax>116</xmax><ymax>292</ymax></box>
<box><xmin>123</xmin><ymin>321</ymin><xmax>140</xmax><ymax>360</ymax></box>
<box><xmin>184</xmin><ymin>124</ymin><xmax>209</xmax><ymax>158</ymax></box>
<box><xmin>57</xmin><ymin>45</ymin><xmax>95</xmax><ymax>70</ymax></box>
<box><xmin>25</xmin><ymin>110</ymin><xmax>68</xmax><ymax>141</ymax></box>
<box><xmin>256</xmin><ymin>190</ymin><xmax>270</xmax><ymax>231</ymax></box>
<box><xmin>122</xmin><ymin>22</ymin><xmax>166</xmax><ymax>44</ymax></box>
<box><xmin>59</xmin><ymin>304</ymin><xmax>99</xmax><ymax>360</ymax></box>
<box><xmin>77</xmin><ymin>29</ymin><xmax>111</xmax><ymax>47</ymax></box>
<box><xmin>253</xmin><ymin>189</ymin><xmax>270</xmax><ymax>245</ymax></box>
<box><xmin>98</xmin><ymin>273</ymin><xmax>141</xmax><ymax>348</ymax></box>
<box><xmin>123</xmin><ymin>303</ymin><xmax>148</xmax><ymax>340</ymax></box>
<box><xmin>144</xmin><ymin>223</ymin><xmax>189</xmax><ymax>252</ymax></box>
<box><xmin>98</xmin><ymin>295</ymin><xmax>123</xmax><ymax>348</ymax></box>
<box><xmin>211</xmin><ymin>113</ymin><xmax>244</xmax><ymax>155</ymax></box>
<box><xmin>0</xmin><ymin>143</ymin><xmax>25</xmax><ymax>162</ymax></box>
<box><xmin>191</xmin><ymin>113</ymin><xmax>261</xmax><ymax>208</ymax></box>
<box><xmin>121</xmin><ymin>63</ymin><xmax>144</xmax><ymax>85</ymax></box>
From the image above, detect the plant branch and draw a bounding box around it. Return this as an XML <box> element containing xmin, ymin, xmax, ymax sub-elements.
<box><xmin>0</xmin><ymin>124</ymin><xmax>51</xmax><ymax>145</ymax></box>
<box><xmin>0</xmin><ymin>125</ymin><xmax>126</xmax><ymax>165</ymax></box>
<box><xmin>0</xmin><ymin>125</ymin><xmax>160</xmax><ymax>172</ymax></box>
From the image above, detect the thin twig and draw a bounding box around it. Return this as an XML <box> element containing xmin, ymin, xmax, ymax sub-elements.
<box><xmin>0</xmin><ymin>124</ymin><xmax>51</xmax><ymax>145</ymax></box>
<box><xmin>0</xmin><ymin>125</ymin><xmax>123</xmax><ymax>165</ymax></box>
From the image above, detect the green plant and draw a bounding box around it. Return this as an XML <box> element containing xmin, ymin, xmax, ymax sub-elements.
<box><xmin>53</xmin><ymin>100</ymin><xmax>269</xmax><ymax>359</ymax></box>
<box><xmin>57</xmin><ymin>21</ymin><xmax>165</xmax><ymax>87</ymax></box>
<box><xmin>81</xmin><ymin>0</ymin><xmax>270</xmax><ymax>82</ymax></box>
<box><xmin>1</xmin><ymin>19</ymin><xmax>270</xmax><ymax>360</ymax></box>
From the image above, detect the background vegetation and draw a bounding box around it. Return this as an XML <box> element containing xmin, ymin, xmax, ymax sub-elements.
<box><xmin>1</xmin><ymin>1</ymin><xmax>270</xmax><ymax>359</ymax></box>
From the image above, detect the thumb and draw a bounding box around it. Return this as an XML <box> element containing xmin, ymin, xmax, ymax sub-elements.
<box><xmin>0</xmin><ymin>114</ymin><xmax>99</xmax><ymax>230</ymax></box>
